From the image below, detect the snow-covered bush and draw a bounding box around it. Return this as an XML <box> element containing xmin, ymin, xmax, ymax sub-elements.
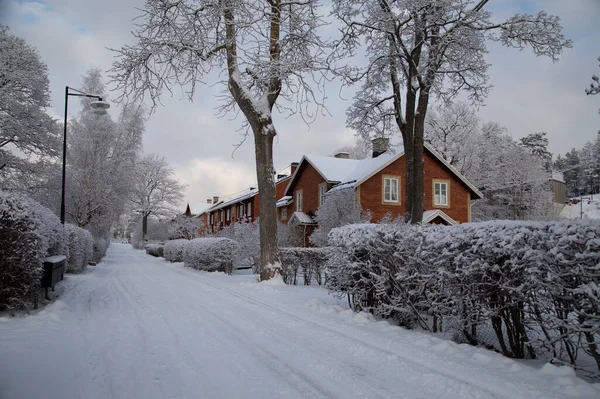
<box><xmin>279</xmin><ymin>247</ymin><xmax>330</xmax><ymax>285</ymax></box>
<box><xmin>215</xmin><ymin>218</ymin><xmax>260</xmax><ymax>271</ymax></box>
<box><xmin>164</xmin><ymin>239</ymin><xmax>187</xmax><ymax>262</ymax></box>
<box><xmin>0</xmin><ymin>191</ymin><xmax>64</xmax><ymax>311</ymax></box>
<box><xmin>183</xmin><ymin>237</ymin><xmax>239</xmax><ymax>274</ymax></box>
<box><xmin>145</xmin><ymin>243</ymin><xmax>164</xmax><ymax>257</ymax></box>
<box><xmin>65</xmin><ymin>223</ymin><xmax>93</xmax><ymax>273</ymax></box>
<box><xmin>310</xmin><ymin>187</ymin><xmax>369</xmax><ymax>247</ymax></box>
<box><xmin>92</xmin><ymin>236</ymin><xmax>110</xmax><ymax>263</ymax></box>
<box><xmin>277</xmin><ymin>221</ymin><xmax>304</xmax><ymax>248</ymax></box>
<box><xmin>327</xmin><ymin>220</ymin><xmax>600</xmax><ymax>377</ymax></box>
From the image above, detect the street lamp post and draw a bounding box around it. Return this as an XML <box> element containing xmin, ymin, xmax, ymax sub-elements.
<box><xmin>61</xmin><ymin>86</ymin><xmax>110</xmax><ymax>224</ymax></box>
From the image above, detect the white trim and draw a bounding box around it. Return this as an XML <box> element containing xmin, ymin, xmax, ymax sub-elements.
<box><xmin>434</xmin><ymin>181</ymin><xmax>449</xmax><ymax>206</ymax></box>
<box><xmin>422</xmin><ymin>209</ymin><xmax>458</xmax><ymax>225</ymax></box>
<box><xmin>383</xmin><ymin>177</ymin><xmax>399</xmax><ymax>203</ymax></box>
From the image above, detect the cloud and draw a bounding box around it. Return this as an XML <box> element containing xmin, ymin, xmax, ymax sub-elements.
<box><xmin>2</xmin><ymin>0</ymin><xmax>599</xmax><ymax>209</ymax></box>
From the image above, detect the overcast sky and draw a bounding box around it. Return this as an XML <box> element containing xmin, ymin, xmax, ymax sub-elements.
<box><xmin>1</xmin><ymin>0</ymin><xmax>599</xmax><ymax>213</ymax></box>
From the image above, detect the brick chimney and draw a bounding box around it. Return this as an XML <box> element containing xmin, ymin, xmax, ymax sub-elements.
<box><xmin>334</xmin><ymin>152</ymin><xmax>350</xmax><ymax>159</ymax></box>
<box><xmin>290</xmin><ymin>162</ymin><xmax>299</xmax><ymax>175</ymax></box>
<box><xmin>207</xmin><ymin>198</ymin><xmax>212</xmax><ymax>204</ymax></box>
<box><xmin>213</xmin><ymin>196</ymin><xmax>219</xmax><ymax>204</ymax></box>
<box><xmin>372</xmin><ymin>137</ymin><xmax>389</xmax><ymax>158</ymax></box>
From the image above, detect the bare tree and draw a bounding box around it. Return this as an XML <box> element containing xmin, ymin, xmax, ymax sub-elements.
<box><xmin>130</xmin><ymin>153</ymin><xmax>185</xmax><ymax>240</ymax></box>
<box><xmin>332</xmin><ymin>0</ymin><xmax>571</xmax><ymax>223</ymax></box>
<box><xmin>425</xmin><ymin>101</ymin><xmax>479</xmax><ymax>175</ymax></box>
<box><xmin>0</xmin><ymin>25</ymin><xmax>60</xmax><ymax>186</ymax></box>
<box><xmin>110</xmin><ymin>0</ymin><xmax>329</xmax><ymax>279</ymax></box>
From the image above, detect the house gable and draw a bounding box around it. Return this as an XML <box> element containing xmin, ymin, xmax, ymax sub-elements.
<box><xmin>357</xmin><ymin>150</ymin><xmax>475</xmax><ymax>223</ymax></box>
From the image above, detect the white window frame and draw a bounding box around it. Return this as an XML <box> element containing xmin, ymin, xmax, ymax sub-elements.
<box><xmin>434</xmin><ymin>181</ymin><xmax>449</xmax><ymax>206</ymax></box>
<box><xmin>226</xmin><ymin>208</ymin><xmax>230</xmax><ymax>221</ymax></box>
<box><xmin>281</xmin><ymin>207</ymin><xmax>287</xmax><ymax>219</ymax></box>
<box><xmin>296</xmin><ymin>190</ymin><xmax>303</xmax><ymax>212</ymax></box>
<box><xmin>383</xmin><ymin>177</ymin><xmax>399</xmax><ymax>203</ymax></box>
<box><xmin>220</xmin><ymin>211</ymin><xmax>224</xmax><ymax>223</ymax></box>
<box><xmin>247</xmin><ymin>202</ymin><xmax>252</xmax><ymax>217</ymax></box>
<box><xmin>318</xmin><ymin>183</ymin><xmax>327</xmax><ymax>207</ymax></box>
<box><xmin>239</xmin><ymin>204</ymin><xmax>244</xmax><ymax>218</ymax></box>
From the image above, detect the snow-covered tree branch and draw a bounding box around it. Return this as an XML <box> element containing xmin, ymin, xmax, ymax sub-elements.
<box><xmin>332</xmin><ymin>0</ymin><xmax>571</xmax><ymax>223</ymax></box>
<box><xmin>110</xmin><ymin>0</ymin><xmax>332</xmax><ymax>280</ymax></box>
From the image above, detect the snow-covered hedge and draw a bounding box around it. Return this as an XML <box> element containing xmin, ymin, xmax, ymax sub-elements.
<box><xmin>0</xmin><ymin>191</ymin><xmax>65</xmax><ymax>311</ymax></box>
<box><xmin>279</xmin><ymin>247</ymin><xmax>329</xmax><ymax>285</ymax></box>
<box><xmin>164</xmin><ymin>239</ymin><xmax>187</xmax><ymax>262</ymax></box>
<box><xmin>145</xmin><ymin>243</ymin><xmax>164</xmax><ymax>257</ymax></box>
<box><xmin>327</xmin><ymin>220</ymin><xmax>600</xmax><ymax>377</ymax></box>
<box><xmin>183</xmin><ymin>237</ymin><xmax>238</xmax><ymax>274</ymax></box>
<box><xmin>92</xmin><ymin>236</ymin><xmax>110</xmax><ymax>263</ymax></box>
<box><xmin>65</xmin><ymin>224</ymin><xmax>93</xmax><ymax>273</ymax></box>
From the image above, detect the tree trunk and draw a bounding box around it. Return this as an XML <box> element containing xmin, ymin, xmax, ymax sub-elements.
<box><xmin>253</xmin><ymin>122</ymin><xmax>280</xmax><ymax>281</ymax></box>
<box><xmin>411</xmin><ymin>92</ymin><xmax>430</xmax><ymax>224</ymax></box>
<box><xmin>142</xmin><ymin>213</ymin><xmax>148</xmax><ymax>240</ymax></box>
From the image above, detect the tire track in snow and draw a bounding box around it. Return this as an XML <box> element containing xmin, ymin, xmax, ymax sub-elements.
<box><xmin>174</xmin><ymin>267</ymin><xmax>544</xmax><ymax>399</ymax></box>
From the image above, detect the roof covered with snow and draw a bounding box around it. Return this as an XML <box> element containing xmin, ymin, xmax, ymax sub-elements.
<box><xmin>288</xmin><ymin>211</ymin><xmax>317</xmax><ymax>225</ymax></box>
<box><xmin>209</xmin><ymin>188</ymin><xmax>258</xmax><ymax>212</ymax></box>
<box><xmin>276</xmin><ymin>196</ymin><xmax>293</xmax><ymax>208</ymax></box>
<box><xmin>285</xmin><ymin>144</ymin><xmax>483</xmax><ymax>199</ymax></box>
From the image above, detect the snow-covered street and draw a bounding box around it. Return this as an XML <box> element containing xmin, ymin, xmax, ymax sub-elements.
<box><xmin>0</xmin><ymin>243</ymin><xmax>597</xmax><ymax>399</ymax></box>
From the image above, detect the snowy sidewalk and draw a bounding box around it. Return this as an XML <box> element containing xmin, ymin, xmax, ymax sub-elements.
<box><xmin>0</xmin><ymin>243</ymin><xmax>598</xmax><ymax>399</ymax></box>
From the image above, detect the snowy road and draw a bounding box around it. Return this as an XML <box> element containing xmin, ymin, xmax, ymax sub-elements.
<box><xmin>1</xmin><ymin>244</ymin><xmax>597</xmax><ymax>399</ymax></box>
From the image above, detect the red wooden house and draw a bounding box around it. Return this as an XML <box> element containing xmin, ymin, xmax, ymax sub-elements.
<box><xmin>279</xmin><ymin>138</ymin><xmax>483</xmax><ymax>237</ymax></box>
<box><xmin>198</xmin><ymin>138</ymin><xmax>482</xmax><ymax>243</ymax></box>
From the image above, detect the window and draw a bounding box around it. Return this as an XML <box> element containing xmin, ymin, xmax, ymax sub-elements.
<box><xmin>318</xmin><ymin>183</ymin><xmax>327</xmax><ymax>207</ymax></box>
<box><xmin>281</xmin><ymin>207</ymin><xmax>287</xmax><ymax>219</ymax></box>
<box><xmin>296</xmin><ymin>190</ymin><xmax>303</xmax><ymax>212</ymax></box>
<box><xmin>239</xmin><ymin>204</ymin><xmax>244</xmax><ymax>218</ymax></box>
<box><xmin>383</xmin><ymin>177</ymin><xmax>399</xmax><ymax>203</ymax></box>
<box><xmin>210</xmin><ymin>214</ymin><xmax>213</xmax><ymax>225</ymax></box>
<box><xmin>247</xmin><ymin>202</ymin><xmax>252</xmax><ymax>217</ymax></box>
<box><xmin>226</xmin><ymin>209</ymin><xmax>230</xmax><ymax>221</ymax></box>
<box><xmin>220</xmin><ymin>211</ymin><xmax>224</xmax><ymax>223</ymax></box>
<box><xmin>434</xmin><ymin>181</ymin><xmax>449</xmax><ymax>206</ymax></box>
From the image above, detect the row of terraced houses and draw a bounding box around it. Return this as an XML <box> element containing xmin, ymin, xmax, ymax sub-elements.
<box><xmin>196</xmin><ymin>138</ymin><xmax>484</xmax><ymax>246</ymax></box>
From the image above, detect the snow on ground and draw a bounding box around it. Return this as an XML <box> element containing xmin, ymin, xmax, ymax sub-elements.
<box><xmin>560</xmin><ymin>196</ymin><xmax>600</xmax><ymax>219</ymax></box>
<box><xmin>0</xmin><ymin>243</ymin><xmax>598</xmax><ymax>399</ymax></box>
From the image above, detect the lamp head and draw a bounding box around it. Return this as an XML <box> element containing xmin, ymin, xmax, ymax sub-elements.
<box><xmin>90</xmin><ymin>99</ymin><xmax>110</xmax><ymax>115</ymax></box>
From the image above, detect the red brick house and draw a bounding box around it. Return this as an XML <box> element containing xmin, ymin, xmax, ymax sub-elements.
<box><xmin>202</xmin><ymin>174</ymin><xmax>294</xmax><ymax>234</ymax></box>
<box><xmin>280</xmin><ymin>139</ymin><xmax>483</xmax><ymax>236</ymax></box>
<box><xmin>198</xmin><ymin>138</ymin><xmax>482</xmax><ymax>242</ymax></box>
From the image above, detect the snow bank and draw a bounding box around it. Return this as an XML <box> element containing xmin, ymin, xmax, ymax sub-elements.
<box><xmin>0</xmin><ymin>190</ymin><xmax>64</xmax><ymax>311</ymax></box>
<box><xmin>327</xmin><ymin>219</ymin><xmax>600</xmax><ymax>378</ymax></box>
<box><xmin>65</xmin><ymin>224</ymin><xmax>93</xmax><ymax>273</ymax></box>
<box><xmin>163</xmin><ymin>239</ymin><xmax>187</xmax><ymax>262</ymax></box>
<box><xmin>183</xmin><ymin>237</ymin><xmax>238</xmax><ymax>274</ymax></box>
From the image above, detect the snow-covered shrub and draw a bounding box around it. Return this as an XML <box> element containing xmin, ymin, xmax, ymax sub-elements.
<box><xmin>65</xmin><ymin>223</ymin><xmax>93</xmax><ymax>273</ymax></box>
<box><xmin>215</xmin><ymin>218</ymin><xmax>260</xmax><ymax>272</ymax></box>
<box><xmin>310</xmin><ymin>187</ymin><xmax>370</xmax><ymax>247</ymax></box>
<box><xmin>183</xmin><ymin>237</ymin><xmax>239</xmax><ymax>274</ymax></box>
<box><xmin>277</xmin><ymin>221</ymin><xmax>304</xmax><ymax>248</ymax></box>
<box><xmin>145</xmin><ymin>243</ymin><xmax>164</xmax><ymax>257</ymax></box>
<box><xmin>164</xmin><ymin>239</ymin><xmax>187</xmax><ymax>262</ymax></box>
<box><xmin>0</xmin><ymin>191</ymin><xmax>64</xmax><ymax>311</ymax></box>
<box><xmin>92</xmin><ymin>236</ymin><xmax>109</xmax><ymax>263</ymax></box>
<box><xmin>327</xmin><ymin>223</ymin><xmax>429</xmax><ymax>328</ymax></box>
<box><xmin>326</xmin><ymin>219</ymin><xmax>600</xmax><ymax>376</ymax></box>
<box><xmin>279</xmin><ymin>247</ymin><xmax>330</xmax><ymax>285</ymax></box>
